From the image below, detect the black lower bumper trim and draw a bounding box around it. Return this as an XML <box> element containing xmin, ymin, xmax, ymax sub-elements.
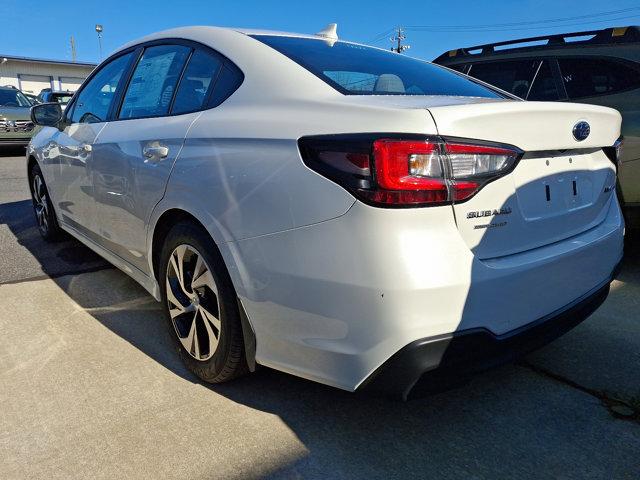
<box><xmin>358</xmin><ymin>276</ymin><xmax>615</xmax><ymax>400</ymax></box>
<box><xmin>0</xmin><ymin>140</ymin><xmax>29</xmax><ymax>147</ymax></box>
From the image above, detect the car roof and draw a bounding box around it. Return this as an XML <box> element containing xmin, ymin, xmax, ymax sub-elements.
<box><xmin>434</xmin><ymin>25</ymin><xmax>640</xmax><ymax>64</ymax></box>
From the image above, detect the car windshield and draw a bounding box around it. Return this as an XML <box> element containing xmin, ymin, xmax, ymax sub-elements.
<box><xmin>251</xmin><ymin>35</ymin><xmax>502</xmax><ymax>98</ymax></box>
<box><xmin>0</xmin><ymin>89</ymin><xmax>32</xmax><ymax>107</ymax></box>
<box><xmin>53</xmin><ymin>94</ymin><xmax>73</xmax><ymax>105</ymax></box>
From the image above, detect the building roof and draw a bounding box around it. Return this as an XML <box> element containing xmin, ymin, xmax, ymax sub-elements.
<box><xmin>0</xmin><ymin>54</ymin><xmax>96</xmax><ymax>68</ymax></box>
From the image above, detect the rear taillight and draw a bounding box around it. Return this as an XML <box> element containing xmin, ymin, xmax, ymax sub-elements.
<box><xmin>603</xmin><ymin>138</ymin><xmax>623</xmax><ymax>169</ymax></box>
<box><xmin>299</xmin><ymin>135</ymin><xmax>521</xmax><ymax>207</ymax></box>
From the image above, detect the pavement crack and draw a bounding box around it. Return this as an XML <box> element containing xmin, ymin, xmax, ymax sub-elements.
<box><xmin>519</xmin><ymin>360</ymin><xmax>640</xmax><ymax>424</ymax></box>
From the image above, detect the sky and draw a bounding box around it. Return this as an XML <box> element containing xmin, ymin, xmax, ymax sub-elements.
<box><xmin>1</xmin><ymin>0</ymin><xmax>640</xmax><ymax>64</ymax></box>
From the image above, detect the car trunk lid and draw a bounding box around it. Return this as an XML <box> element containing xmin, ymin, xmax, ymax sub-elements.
<box><xmin>427</xmin><ymin>101</ymin><xmax>621</xmax><ymax>259</ymax></box>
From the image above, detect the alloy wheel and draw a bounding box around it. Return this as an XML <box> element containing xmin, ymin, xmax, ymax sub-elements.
<box><xmin>165</xmin><ymin>244</ymin><xmax>222</xmax><ymax>361</ymax></box>
<box><xmin>32</xmin><ymin>174</ymin><xmax>49</xmax><ymax>235</ymax></box>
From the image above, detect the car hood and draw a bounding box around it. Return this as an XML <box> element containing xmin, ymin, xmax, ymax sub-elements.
<box><xmin>0</xmin><ymin>106</ymin><xmax>32</xmax><ymax>121</ymax></box>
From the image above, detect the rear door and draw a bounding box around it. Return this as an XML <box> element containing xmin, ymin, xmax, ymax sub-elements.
<box><xmin>427</xmin><ymin>100</ymin><xmax>621</xmax><ymax>259</ymax></box>
<box><xmin>91</xmin><ymin>44</ymin><xmax>224</xmax><ymax>273</ymax></box>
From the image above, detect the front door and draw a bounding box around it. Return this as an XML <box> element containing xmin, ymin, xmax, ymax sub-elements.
<box><xmin>42</xmin><ymin>51</ymin><xmax>135</xmax><ymax>238</ymax></box>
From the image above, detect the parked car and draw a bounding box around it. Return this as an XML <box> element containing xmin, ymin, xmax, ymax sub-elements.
<box><xmin>24</xmin><ymin>93</ymin><xmax>39</xmax><ymax>105</ymax></box>
<box><xmin>0</xmin><ymin>85</ymin><xmax>36</xmax><ymax>147</ymax></box>
<box><xmin>36</xmin><ymin>90</ymin><xmax>74</xmax><ymax>110</ymax></box>
<box><xmin>434</xmin><ymin>26</ymin><xmax>640</xmax><ymax>225</ymax></box>
<box><xmin>28</xmin><ymin>26</ymin><xmax>624</xmax><ymax>398</ymax></box>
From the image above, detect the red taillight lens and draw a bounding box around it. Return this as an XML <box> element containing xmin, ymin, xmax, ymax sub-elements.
<box><xmin>298</xmin><ymin>135</ymin><xmax>521</xmax><ymax>207</ymax></box>
<box><xmin>370</xmin><ymin>139</ymin><xmax>448</xmax><ymax>204</ymax></box>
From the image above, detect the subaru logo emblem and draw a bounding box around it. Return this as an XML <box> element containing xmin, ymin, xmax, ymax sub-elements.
<box><xmin>572</xmin><ymin>121</ymin><xmax>590</xmax><ymax>141</ymax></box>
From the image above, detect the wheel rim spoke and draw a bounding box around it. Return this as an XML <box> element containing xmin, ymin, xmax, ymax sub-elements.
<box><xmin>166</xmin><ymin>278</ymin><xmax>189</xmax><ymax>318</ymax></box>
<box><xmin>181</xmin><ymin>312</ymin><xmax>200</xmax><ymax>357</ymax></box>
<box><xmin>191</xmin><ymin>266</ymin><xmax>216</xmax><ymax>294</ymax></box>
<box><xmin>199</xmin><ymin>306</ymin><xmax>221</xmax><ymax>356</ymax></box>
<box><xmin>170</xmin><ymin>245</ymin><xmax>191</xmax><ymax>296</ymax></box>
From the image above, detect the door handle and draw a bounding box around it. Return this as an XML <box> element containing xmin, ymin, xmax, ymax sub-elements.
<box><xmin>143</xmin><ymin>145</ymin><xmax>169</xmax><ymax>161</ymax></box>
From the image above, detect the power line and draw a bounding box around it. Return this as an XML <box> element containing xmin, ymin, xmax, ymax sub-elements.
<box><xmin>368</xmin><ymin>27</ymin><xmax>396</xmax><ymax>44</ymax></box>
<box><xmin>404</xmin><ymin>6</ymin><xmax>640</xmax><ymax>30</ymax></box>
<box><xmin>403</xmin><ymin>14</ymin><xmax>640</xmax><ymax>33</ymax></box>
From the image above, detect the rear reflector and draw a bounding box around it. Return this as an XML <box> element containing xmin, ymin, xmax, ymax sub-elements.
<box><xmin>299</xmin><ymin>134</ymin><xmax>521</xmax><ymax>207</ymax></box>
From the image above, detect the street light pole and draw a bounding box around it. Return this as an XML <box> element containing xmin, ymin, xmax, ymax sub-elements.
<box><xmin>95</xmin><ymin>24</ymin><xmax>104</xmax><ymax>61</ymax></box>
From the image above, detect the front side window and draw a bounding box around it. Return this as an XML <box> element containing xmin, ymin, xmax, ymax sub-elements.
<box><xmin>172</xmin><ymin>49</ymin><xmax>223</xmax><ymax>115</ymax></box>
<box><xmin>70</xmin><ymin>52</ymin><xmax>134</xmax><ymax>124</ymax></box>
<box><xmin>251</xmin><ymin>35</ymin><xmax>501</xmax><ymax>98</ymax></box>
<box><xmin>119</xmin><ymin>45</ymin><xmax>190</xmax><ymax>119</ymax></box>
<box><xmin>558</xmin><ymin>57</ymin><xmax>640</xmax><ymax>99</ymax></box>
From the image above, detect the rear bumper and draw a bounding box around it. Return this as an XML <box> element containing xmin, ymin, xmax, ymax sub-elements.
<box><xmin>233</xmin><ymin>195</ymin><xmax>624</xmax><ymax>393</ymax></box>
<box><xmin>358</xmin><ymin>271</ymin><xmax>617</xmax><ymax>400</ymax></box>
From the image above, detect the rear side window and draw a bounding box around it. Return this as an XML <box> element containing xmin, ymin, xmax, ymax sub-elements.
<box><xmin>468</xmin><ymin>60</ymin><xmax>539</xmax><ymax>98</ymax></box>
<box><xmin>251</xmin><ymin>35</ymin><xmax>501</xmax><ymax>98</ymax></box>
<box><xmin>208</xmin><ymin>62</ymin><xmax>244</xmax><ymax>107</ymax></box>
<box><xmin>172</xmin><ymin>50</ymin><xmax>223</xmax><ymax>114</ymax></box>
<box><xmin>526</xmin><ymin>61</ymin><xmax>559</xmax><ymax>101</ymax></box>
<box><xmin>558</xmin><ymin>57</ymin><xmax>640</xmax><ymax>99</ymax></box>
<box><xmin>70</xmin><ymin>52</ymin><xmax>133</xmax><ymax>123</ymax></box>
<box><xmin>448</xmin><ymin>64</ymin><xmax>469</xmax><ymax>74</ymax></box>
<box><xmin>119</xmin><ymin>45</ymin><xmax>190</xmax><ymax>119</ymax></box>
<box><xmin>467</xmin><ymin>59</ymin><xmax>559</xmax><ymax>101</ymax></box>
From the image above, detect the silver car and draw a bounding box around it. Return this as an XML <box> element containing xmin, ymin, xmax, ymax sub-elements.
<box><xmin>28</xmin><ymin>26</ymin><xmax>623</xmax><ymax>398</ymax></box>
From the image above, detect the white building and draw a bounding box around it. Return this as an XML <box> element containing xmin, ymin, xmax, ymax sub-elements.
<box><xmin>0</xmin><ymin>55</ymin><xmax>96</xmax><ymax>95</ymax></box>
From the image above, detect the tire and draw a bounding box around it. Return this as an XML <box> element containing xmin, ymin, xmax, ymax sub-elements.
<box><xmin>159</xmin><ymin>221</ymin><xmax>248</xmax><ymax>383</ymax></box>
<box><xmin>29</xmin><ymin>163</ymin><xmax>62</xmax><ymax>241</ymax></box>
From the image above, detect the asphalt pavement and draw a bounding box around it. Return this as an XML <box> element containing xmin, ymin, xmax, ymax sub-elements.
<box><xmin>0</xmin><ymin>150</ymin><xmax>639</xmax><ymax>479</ymax></box>
<box><xmin>0</xmin><ymin>149</ymin><xmax>110</xmax><ymax>284</ymax></box>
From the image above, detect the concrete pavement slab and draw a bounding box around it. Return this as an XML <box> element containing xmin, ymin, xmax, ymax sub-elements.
<box><xmin>0</xmin><ymin>269</ymin><xmax>639</xmax><ymax>479</ymax></box>
<box><xmin>527</xmin><ymin>232</ymin><xmax>640</xmax><ymax>404</ymax></box>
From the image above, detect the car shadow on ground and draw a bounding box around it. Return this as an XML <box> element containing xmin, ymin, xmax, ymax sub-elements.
<box><xmin>0</xmin><ymin>147</ymin><xmax>109</xmax><ymax>284</ymax></box>
<box><xmin>44</xmin><ymin>229</ymin><xmax>640</xmax><ymax>478</ymax></box>
<box><xmin>0</xmin><ymin>199</ymin><xmax>111</xmax><ymax>283</ymax></box>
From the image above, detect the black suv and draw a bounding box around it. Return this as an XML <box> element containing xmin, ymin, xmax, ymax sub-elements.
<box><xmin>434</xmin><ymin>26</ymin><xmax>640</xmax><ymax>223</ymax></box>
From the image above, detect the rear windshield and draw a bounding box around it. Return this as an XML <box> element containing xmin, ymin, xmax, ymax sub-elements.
<box><xmin>251</xmin><ymin>35</ymin><xmax>502</xmax><ymax>98</ymax></box>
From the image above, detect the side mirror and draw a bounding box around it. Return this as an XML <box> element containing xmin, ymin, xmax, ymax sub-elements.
<box><xmin>31</xmin><ymin>103</ymin><xmax>63</xmax><ymax>127</ymax></box>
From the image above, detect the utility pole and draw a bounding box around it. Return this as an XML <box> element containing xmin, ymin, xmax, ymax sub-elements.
<box><xmin>70</xmin><ymin>36</ymin><xmax>77</xmax><ymax>62</ymax></box>
<box><xmin>390</xmin><ymin>27</ymin><xmax>410</xmax><ymax>54</ymax></box>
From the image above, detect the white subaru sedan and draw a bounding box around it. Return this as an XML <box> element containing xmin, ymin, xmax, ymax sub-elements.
<box><xmin>28</xmin><ymin>25</ymin><xmax>624</xmax><ymax>398</ymax></box>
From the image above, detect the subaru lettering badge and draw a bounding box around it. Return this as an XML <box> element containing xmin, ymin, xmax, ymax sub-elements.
<box><xmin>572</xmin><ymin>121</ymin><xmax>590</xmax><ymax>142</ymax></box>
